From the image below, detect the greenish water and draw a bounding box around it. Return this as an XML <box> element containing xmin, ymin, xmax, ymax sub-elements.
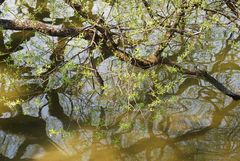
<box><xmin>0</xmin><ymin>0</ymin><xmax>240</xmax><ymax>161</ymax></box>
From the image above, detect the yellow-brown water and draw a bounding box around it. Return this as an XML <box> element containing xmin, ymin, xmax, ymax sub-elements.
<box><xmin>1</xmin><ymin>1</ymin><xmax>240</xmax><ymax>161</ymax></box>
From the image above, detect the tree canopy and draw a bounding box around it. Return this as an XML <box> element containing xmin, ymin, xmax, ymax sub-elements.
<box><xmin>0</xmin><ymin>0</ymin><xmax>239</xmax><ymax>104</ymax></box>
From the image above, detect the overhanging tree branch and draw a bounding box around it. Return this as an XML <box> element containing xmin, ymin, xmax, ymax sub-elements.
<box><xmin>104</xmin><ymin>45</ymin><xmax>240</xmax><ymax>100</ymax></box>
<box><xmin>0</xmin><ymin>5</ymin><xmax>239</xmax><ymax>101</ymax></box>
<box><xmin>0</xmin><ymin>19</ymin><xmax>90</xmax><ymax>37</ymax></box>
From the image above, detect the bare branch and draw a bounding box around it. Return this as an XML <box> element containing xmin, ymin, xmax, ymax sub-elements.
<box><xmin>0</xmin><ymin>19</ymin><xmax>90</xmax><ymax>37</ymax></box>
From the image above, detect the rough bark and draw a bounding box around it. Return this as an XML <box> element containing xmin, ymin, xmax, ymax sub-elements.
<box><xmin>0</xmin><ymin>19</ymin><xmax>89</xmax><ymax>37</ymax></box>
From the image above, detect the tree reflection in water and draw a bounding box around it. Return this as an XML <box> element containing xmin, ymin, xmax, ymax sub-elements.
<box><xmin>0</xmin><ymin>0</ymin><xmax>240</xmax><ymax>161</ymax></box>
<box><xmin>0</xmin><ymin>86</ymin><xmax>240</xmax><ymax>160</ymax></box>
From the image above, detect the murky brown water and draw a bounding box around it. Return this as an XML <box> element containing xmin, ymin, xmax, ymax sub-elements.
<box><xmin>1</xmin><ymin>0</ymin><xmax>240</xmax><ymax>161</ymax></box>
